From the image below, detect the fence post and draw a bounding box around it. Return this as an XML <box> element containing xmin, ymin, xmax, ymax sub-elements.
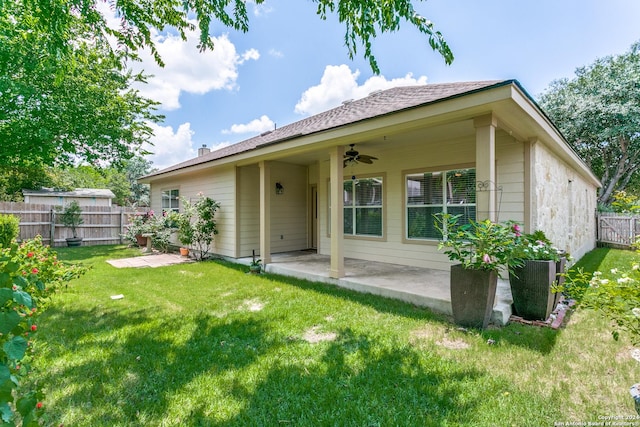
<box><xmin>50</xmin><ymin>208</ymin><xmax>55</xmax><ymax>246</ymax></box>
<box><xmin>120</xmin><ymin>208</ymin><xmax>124</xmax><ymax>244</ymax></box>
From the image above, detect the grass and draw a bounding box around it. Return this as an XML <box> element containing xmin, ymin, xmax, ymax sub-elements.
<box><xmin>32</xmin><ymin>245</ymin><xmax>640</xmax><ymax>426</ymax></box>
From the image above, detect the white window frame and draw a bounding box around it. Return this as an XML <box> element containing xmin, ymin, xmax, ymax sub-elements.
<box><xmin>161</xmin><ymin>189</ymin><xmax>180</xmax><ymax>213</ymax></box>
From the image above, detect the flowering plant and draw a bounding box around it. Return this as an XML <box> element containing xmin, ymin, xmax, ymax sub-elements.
<box><xmin>513</xmin><ymin>229</ymin><xmax>563</xmax><ymax>262</ymax></box>
<box><xmin>435</xmin><ymin>213</ymin><xmax>522</xmax><ymax>273</ymax></box>
<box><xmin>123</xmin><ymin>210</ymin><xmax>173</xmax><ymax>252</ymax></box>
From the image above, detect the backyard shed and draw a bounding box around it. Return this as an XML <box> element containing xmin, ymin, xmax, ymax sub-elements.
<box><xmin>140</xmin><ymin>80</ymin><xmax>600</xmax><ymax>276</ymax></box>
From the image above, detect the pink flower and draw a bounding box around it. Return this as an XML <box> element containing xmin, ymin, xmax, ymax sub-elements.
<box><xmin>31</xmin><ymin>268</ymin><xmax>38</xmax><ymax>274</ymax></box>
<box><xmin>26</xmin><ymin>252</ymin><xmax>34</xmax><ymax>258</ymax></box>
<box><xmin>482</xmin><ymin>254</ymin><xmax>491</xmax><ymax>264</ymax></box>
<box><xmin>512</xmin><ymin>224</ymin><xmax>521</xmax><ymax>237</ymax></box>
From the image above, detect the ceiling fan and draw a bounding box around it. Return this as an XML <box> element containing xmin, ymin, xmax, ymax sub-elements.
<box><xmin>343</xmin><ymin>144</ymin><xmax>377</xmax><ymax>167</ymax></box>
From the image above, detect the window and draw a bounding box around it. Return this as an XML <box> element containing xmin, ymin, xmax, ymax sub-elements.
<box><xmin>343</xmin><ymin>177</ymin><xmax>383</xmax><ymax>237</ymax></box>
<box><xmin>406</xmin><ymin>168</ymin><xmax>476</xmax><ymax>240</ymax></box>
<box><xmin>162</xmin><ymin>189</ymin><xmax>180</xmax><ymax>212</ymax></box>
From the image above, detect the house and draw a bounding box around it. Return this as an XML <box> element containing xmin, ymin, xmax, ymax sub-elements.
<box><xmin>22</xmin><ymin>188</ymin><xmax>116</xmax><ymax>207</ymax></box>
<box><xmin>140</xmin><ymin>80</ymin><xmax>600</xmax><ymax>277</ymax></box>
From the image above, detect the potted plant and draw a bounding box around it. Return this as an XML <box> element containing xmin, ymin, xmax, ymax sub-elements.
<box><xmin>169</xmin><ymin>211</ymin><xmax>193</xmax><ymax>257</ymax></box>
<box><xmin>179</xmin><ymin>194</ymin><xmax>220</xmax><ymax>261</ymax></box>
<box><xmin>57</xmin><ymin>201</ymin><xmax>84</xmax><ymax>246</ymax></box>
<box><xmin>123</xmin><ymin>211</ymin><xmax>155</xmax><ymax>248</ymax></box>
<box><xmin>249</xmin><ymin>250</ymin><xmax>262</xmax><ymax>274</ymax></box>
<box><xmin>435</xmin><ymin>213</ymin><xmax>521</xmax><ymax>329</ymax></box>
<box><xmin>510</xmin><ymin>230</ymin><xmax>565</xmax><ymax>320</ymax></box>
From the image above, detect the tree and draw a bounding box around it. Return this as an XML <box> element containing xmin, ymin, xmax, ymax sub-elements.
<box><xmin>0</xmin><ymin>1</ymin><xmax>162</xmax><ymax>169</ymax></box>
<box><xmin>27</xmin><ymin>0</ymin><xmax>453</xmax><ymax>74</ymax></box>
<box><xmin>538</xmin><ymin>41</ymin><xmax>640</xmax><ymax>205</ymax></box>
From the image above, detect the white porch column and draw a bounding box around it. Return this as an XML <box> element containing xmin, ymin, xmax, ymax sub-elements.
<box><xmin>259</xmin><ymin>161</ymin><xmax>271</xmax><ymax>265</ymax></box>
<box><xmin>474</xmin><ymin>114</ymin><xmax>498</xmax><ymax>222</ymax></box>
<box><xmin>329</xmin><ymin>146</ymin><xmax>344</xmax><ymax>278</ymax></box>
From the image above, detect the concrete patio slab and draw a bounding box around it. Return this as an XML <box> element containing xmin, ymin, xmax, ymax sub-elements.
<box><xmin>235</xmin><ymin>251</ymin><xmax>513</xmax><ymax>325</ymax></box>
<box><xmin>107</xmin><ymin>253</ymin><xmax>193</xmax><ymax>269</ymax></box>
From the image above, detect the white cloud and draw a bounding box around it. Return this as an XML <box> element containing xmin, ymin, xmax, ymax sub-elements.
<box><xmin>133</xmin><ymin>32</ymin><xmax>259</xmax><ymax>110</ymax></box>
<box><xmin>144</xmin><ymin>122</ymin><xmax>232</xmax><ymax>170</ymax></box>
<box><xmin>268</xmin><ymin>49</ymin><xmax>284</xmax><ymax>58</ymax></box>
<box><xmin>95</xmin><ymin>3</ymin><xmax>259</xmax><ymax>111</ymax></box>
<box><xmin>223</xmin><ymin>115</ymin><xmax>275</xmax><ymax>134</ymax></box>
<box><xmin>144</xmin><ymin>122</ymin><xmax>196</xmax><ymax>169</ymax></box>
<box><xmin>294</xmin><ymin>64</ymin><xmax>428</xmax><ymax>116</ymax></box>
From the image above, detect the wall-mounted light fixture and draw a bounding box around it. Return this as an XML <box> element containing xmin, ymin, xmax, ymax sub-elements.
<box><xmin>275</xmin><ymin>182</ymin><xmax>284</xmax><ymax>195</ymax></box>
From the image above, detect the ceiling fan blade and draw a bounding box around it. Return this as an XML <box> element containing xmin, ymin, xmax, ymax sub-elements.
<box><xmin>358</xmin><ymin>158</ymin><xmax>373</xmax><ymax>164</ymax></box>
<box><xmin>358</xmin><ymin>155</ymin><xmax>378</xmax><ymax>161</ymax></box>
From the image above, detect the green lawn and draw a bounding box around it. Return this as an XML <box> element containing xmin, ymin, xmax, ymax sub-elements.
<box><xmin>33</xmin><ymin>245</ymin><xmax>640</xmax><ymax>426</ymax></box>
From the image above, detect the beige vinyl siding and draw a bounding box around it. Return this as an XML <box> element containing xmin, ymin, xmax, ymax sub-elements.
<box><xmin>238</xmin><ymin>165</ymin><xmax>259</xmax><ymax>257</ymax></box>
<box><xmin>495</xmin><ymin>132</ymin><xmax>524</xmax><ymax>223</ymax></box>
<box><xmin>270</xmin><ymin>162</ymin><xmax>308</xmax><ymax>252</ymax></box>
<box><xmin>316</xmin><ymin>130</ymin><xmax>528</xmax><ymax>270</ymax></box>
<box><xmin>318</xmin><ymin>134</ymin><xmax>477</xmax><ymax>270</ymax></box>
<box><xmin>237</xmin><ymin>162</ymin><xmax>309</xmax><ymax>257</ymax></box>
<box><xmin>149</xmin><ymin>165</ymin><xmax>237</xmax><ymax>257</ymax></box>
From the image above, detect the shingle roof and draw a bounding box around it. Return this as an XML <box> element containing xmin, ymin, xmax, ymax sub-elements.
<box><xmin>145</xmin><ymin>80</ymin><xmax>511</xmax><ymax>178</ymax></box>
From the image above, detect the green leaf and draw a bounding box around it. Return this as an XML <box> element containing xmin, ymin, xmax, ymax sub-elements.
<box><xmin>0</xmin><ymin>365</ymin><xmax>9</xmax><ymax>384</ymax></box>
<box><xmin>0</xmin><ymin>402</ymin><xmax>13</xmax><ymax>424</ymax></box>
<box><xmin>3</xmin><ymin>337</ymin><xmax>27</xmax><ymax>361</ymax></box>
<box><xmin>0</xmin><ymin>274</ymin><xmax>10</xmax><ymax>288</ymax></box>
<box><xmin>11</xmin><ymin>277</ymin><xmax>27</xmax><ymax>289</ymax></box>
<box><xmin>12</xmin><ymin>291</ymin><xmax>32</xmax><ymax>309</ymax></box>
<box><xmin>0</xmin><ymin>379</ymin><xmax>15</xmax><ymax>404</ymax></box>
<box><xmin>0</xmin><ymin>290</ymin><xmax>13</xmax><ymax>306</ymax></box>
<box><xmin>0</xmin><ymin>311</ymin><xmax>20</xmax><ymax>335</ymax></box>
<box><xmin>16</xmin><ymin>395</ymin><xmax>36</xmax><ymax>418</ymax></box>
<box><xmin>2</xmin><ymin>263</ymin><xmax>18</xmax><ymax>274</ymax></box>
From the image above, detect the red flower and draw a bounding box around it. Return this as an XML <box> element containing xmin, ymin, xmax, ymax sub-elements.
<box><xmin>31</xmin><ymin>325</ymin><xmax>37</xmax><ymax>332</ymax></box>
<box><xmin>31</xmin><ymin>268</ymin><xmax>38</xmax><ymax>274</ymax></box>
<box><xmin>36</xmin><ymin>402</ymin><xmax>43</xmax><ymax>409</ymax></box>
<box><xmin>27</xmin><ymin>252</ymin><xmax>34</xmax><ymax>258</ymax></box>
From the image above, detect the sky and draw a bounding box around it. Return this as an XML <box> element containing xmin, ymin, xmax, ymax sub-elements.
<box><xmin>108</xmin><ymin>1</ymin><xmax>640</xmax><ymax>170</ymax></box>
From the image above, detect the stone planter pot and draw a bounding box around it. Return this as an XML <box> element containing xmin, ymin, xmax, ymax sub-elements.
<box><xmin>450</xmin><ymin>264</ymin><xmax>498</xmax><ymax>329</ymax></box>
<box><xmin>509</xmin><ymin>259</ymin><xmax>556</xmax><ymax>321</ymax></box>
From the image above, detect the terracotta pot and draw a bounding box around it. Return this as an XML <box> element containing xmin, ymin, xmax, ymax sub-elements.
<box><xmin>450</xmin><ymin>264</ymin><xmax>498</xmax><ymax>329</ymax></box>
<box><xmin>180</xmin><ymin>247</ymin><xmax>189</xmax><ymax>257</ymax></box>
<box><xmin>509</xmin><ymin>259</ymin><xmax>556</xmax><ymax>321</ymax></box>
<box><xmin>135</xmin><ymin>234</ymin><xmax>147</xmax><ymax>247</ymax></box>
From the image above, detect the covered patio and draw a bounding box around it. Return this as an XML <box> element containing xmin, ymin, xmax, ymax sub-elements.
<box><xmin>237</xmin><ymin>251</ymin><xmax>514</xmax><ymax>326</ymax></box>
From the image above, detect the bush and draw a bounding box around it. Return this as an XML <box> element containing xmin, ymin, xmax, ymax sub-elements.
<box><xmin>0</xmin><ymin>214</ymin><xmax>19</xmax><ymax>247</ymax></box>
<box><xmin>0</xmin><ymin>236</ymin><xmax>88</xmax><ymax>424</ymax></box>
<box><xmin>180</xmin><ymin>194</ymin><xmax>220</xmax><ymax>260</ymax></box>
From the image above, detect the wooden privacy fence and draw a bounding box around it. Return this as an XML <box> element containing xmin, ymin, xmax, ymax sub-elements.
<box><xmin>0</xmin><ymin>202</ymin><xmax>148</xmax><ymax>247</ymax></box>
<box><xmin>597</xmin><ymin>213</ymin><xmax>640</xmax><ymax>248</ymax></box>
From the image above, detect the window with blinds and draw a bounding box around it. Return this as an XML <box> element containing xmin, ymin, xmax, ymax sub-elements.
<box><xmin>330</xmin><ymin>177</ymin><xmax>383</xmax><ymax>237</ymax></box>
<box><xmin>161</xmin><ymin>189</ymin><xmax>180</xmax><ymax>212</ymax></box>
<box><xmin>406</xmin><ymin>168</ymin><xmax>476</xmax><ymax>239</ymax></box>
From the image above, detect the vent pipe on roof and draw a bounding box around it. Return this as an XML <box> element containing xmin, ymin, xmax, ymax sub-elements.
<box><xmin>198</xmin><ymin>144</ymin><xmax>210</xmax><ymax>157</ymax></box>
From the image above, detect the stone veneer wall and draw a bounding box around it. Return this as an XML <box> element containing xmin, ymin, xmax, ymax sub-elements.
<box><xmin>533</xmin><ymin>142</ymin><xmax>597</xmax><ymax>261</ymax></box>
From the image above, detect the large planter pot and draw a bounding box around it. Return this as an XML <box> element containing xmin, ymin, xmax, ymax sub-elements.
<box><xmin>450</xmin><ymin>264</ymin><xmax>498</xmax><ymax>329</ymax></box>
<box><xmin>65</xmin><ymin>237</ymin><xmax>83</xmax><ymax>247</ymax></box>
<box><xmin>179</xmin><ymin>247</ymin><xmax>189</xmax><ymax>257</ymax></box>
<box><xmin>509</xmin><ymin>259</ymin><xmax>556</xmax><ymax>321</ymax></box>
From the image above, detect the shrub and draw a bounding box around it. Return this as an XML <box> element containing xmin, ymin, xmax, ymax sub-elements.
<box><xmin>0</xmin><ymin>236</ymin><xmax>88</xmax><ymax>424</ymax></box>
<box><xmin>0</xmin><ymin>214</ymin><xmax>19</xmax><ymax>247</ymax></box>
<box><xmin>180</xmin><ymin>194</ymin><xmax>220</xmax><ymax>260</ymax></box>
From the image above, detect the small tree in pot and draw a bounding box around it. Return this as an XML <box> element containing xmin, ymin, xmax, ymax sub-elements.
<box><xmin>177</xmin><ymin>194</ymin><xmax>220</xmax><ymax>261</ymax></box>
<box><xmin>57</xmin><ymin>201</ymin><xmax>84</xmax><ymax>246</ymax></box>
